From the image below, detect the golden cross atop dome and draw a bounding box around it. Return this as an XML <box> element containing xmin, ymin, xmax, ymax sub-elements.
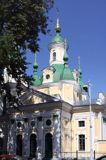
<box><xmin>55</xmin><ymin>18</ymin><xmax>61</xmax><ymax>33</ymax></box>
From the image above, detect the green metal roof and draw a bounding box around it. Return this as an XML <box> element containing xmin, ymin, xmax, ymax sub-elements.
<box><xmin>32</xmin><ymin>54</ymin><xmax>42</xmax><ymax>87</ymax></box>
<box><xmin>32</xmin><ymin>64</ymin><xmax>42</xmax><ymax>86</ymax></box>
<box><xmin>52</xmin><ymin>33</ymin><xmax>64</xmax><ymax>43</ymax></box>
<box><xmin>52</xmin><ymin>64</ymin><xmax>64</xmax><ymax>82</ymax></box>
<box><xmin>32</xmin><ymin>72</ymin><xmax>42</xmax><ymax>87</ymax></box>
<box><xmin>51</xmin><ymin>64</ymin><xmax>74</xmax><ymax>82</ymax></box>
<box><xmin>61</xmin><ymin>64</ymin><xmax>74</xmax><ymax>81</ymax></box>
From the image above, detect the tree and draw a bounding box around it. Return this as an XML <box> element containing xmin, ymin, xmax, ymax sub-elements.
<box><xmin>0</xmin><ymin>0</ymin><xmax>54</xmax><ymax>112</ymax></box>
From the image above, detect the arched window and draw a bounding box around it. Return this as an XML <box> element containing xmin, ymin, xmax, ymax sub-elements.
<box><xmin>45</xmin><ymin>133</ymin><xmax>53</xmax><ymax>158</ymax></box>
<box><xmin>46</xmin><ymin>74</ymin><xmax>50</xmax><ymax>80</ymax></box>
<box><xmin>30</xmin><ymin>134</ymin><xmax>37</xmax><ymax>158</ymax></box>
<box><xmin>53</xmin><ymin>52</ymin><xmax>56</xmax><ymax>61</ymax></box>
<box><xmin>16</xmin><ymin>134</ymin><xmax>22</xmax><ymax>156</ymax></box>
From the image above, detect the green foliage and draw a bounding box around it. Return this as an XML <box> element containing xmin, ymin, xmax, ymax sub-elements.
<box><xmin>0</xmin><ymin>0</ymin><xmax>54</xmax><ymax>52</ymax></box>
<box><xmin>0</xmin><ymin>0</ymin><xmax>54</xmax><ymax>111</ymax></box>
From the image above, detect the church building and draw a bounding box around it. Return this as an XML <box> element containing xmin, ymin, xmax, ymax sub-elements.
<box><xmin>0</xmin><ymin>19</ymin><xmax>106</xmax><ymax>160</ymax></box>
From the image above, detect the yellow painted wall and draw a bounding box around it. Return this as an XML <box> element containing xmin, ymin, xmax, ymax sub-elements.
<box><xmin>39</xmin><ymin>88</ymin><xmax>49</xmax><ymax>94</ymax></box>
<box><xmin>37</xmin><ymin>81</ymin><xmax>82</xmax><ymax>104</ymax></box>
<box><xmin>31</xmin><ymin>95</ymin><xmax>43</xmax><ymax>104</ymax></box>
<box><xmin>61</xmin><ymin>118</ymin><xmax>71</xmax><ymax>154</ymax></box>
<box><xmin>63</xmin><ymin>84</ymin><xmax>74</xmax><ymax>102</ymax></box>
<box><xmin>36</xmin><ymin>81</ymin><xmax>106</xmax><ymax>155</ymax></box>
<box><xmin>97</xmin><ymin>143</ymin><xmax>106</xmax><ymax>153</ymax></box>
<box><xmin>50</xmin><ymin>86</ymin><xmax>60</xmax><ymax>96</ymax></box>
<box><xmin>43</xmin><ymin>69</ymin><xmax>53</xmax><ymax>83</ymax></box>
<box><xmin>71</xmin><ymin>112</ymin><xmax>90</xmax><ymax>152</ymax></box>
<box><xmin>95</xmin><ymin>117</ymin><xmax>101</xmax><ymax>140</ymax></box>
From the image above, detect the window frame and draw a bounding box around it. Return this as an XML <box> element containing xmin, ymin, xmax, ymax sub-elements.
<box><xmin>53</xmin><ymin>52</ymin><xmax>56</xmax><ymax>61</ymax></box>
<box><xmin>78</xmin><ymin>134</ymin><xmax>85</xmax><ymax>151</ymax></box>
<box><xmin>46</xmin><ymin>74</ymin><xmax>50</xmax><ymax>80</ymax></box>
<box><xmin>78</xmin><ymin>120</ymin><xmax>85</xmax><ymax>127</ymax></box>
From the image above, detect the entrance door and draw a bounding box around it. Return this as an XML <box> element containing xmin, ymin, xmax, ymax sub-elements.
<box><xmin>30</xmin><ymin>134</ymin><xmax>37</xmax><ymax>158</ymax></box>
<box><xmin>0</xmin><ymin>138</ymin><xmax>3</xmax><ymax>154</ymax></box>
<box><xmin>45</xmin><ymin>133</ymin><xmax>53</xmax><ymax>158</ymax></box>
<box><xmin>16</xmin><ymin>135</ymin><xmax>22</xmax><ymax>156</ymax></box>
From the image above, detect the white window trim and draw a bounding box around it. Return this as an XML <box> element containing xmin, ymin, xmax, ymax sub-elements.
<box><xmin>77</xmin><ymin>119</ymin><xmax>86</xmax><ymax>129</ymax></box>
<box><xmin>78</xmin><ymin>134</ymin><xmax>86</xmax><ymax>152</ymax></box>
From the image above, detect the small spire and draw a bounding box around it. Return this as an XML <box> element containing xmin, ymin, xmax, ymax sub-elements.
<box><xmin>32</xmin><ymin>53</ymin><xmax>41</xmax><ymax>86</ymax></box>
<box><xmin>78</xmin><ymin>56</ymin><xmax>80</xmax><ymax>66</ymax></box>
<box><xmin>55</xmin><ymin>18</ymin><xmax>61</xmax><ymax>33</ymax></box>
<box><xmin>77</xmin><ymin>56</ymin><xmax>84</xmax><ymax>88</ymax></box>
<box><xmin>63</xmin><ymin>39</ymin><xmax>68</xmax><ymax>63</ymax></box>
<box><xmin>63</xmin><ymin>50</ymin><xmax>68</xmax><ymax>64</ymax></box>
<box><xmin>64</xmin><ymin>39</ymin><xmax>67</xmax><ymax>49</ymax></box>
<box><xmin>33</xmin><ymin>53</ymin><xmax>38</xmax><ymax>70</ymax></box>
<box><xmin>78</xmin><ymin>56</ymin><xmax>82</xmax><ymax>74</ymax></box>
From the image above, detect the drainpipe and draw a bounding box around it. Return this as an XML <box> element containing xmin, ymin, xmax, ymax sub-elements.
<box><xmin>60</xmin><ymin>108</ymin><xmax>62</xmax><ymax>158</ymax></box>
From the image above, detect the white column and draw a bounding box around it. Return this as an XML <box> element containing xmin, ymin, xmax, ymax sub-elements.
<box><xmin>7</xmin><ymin>121</ymin><xmax>16</xmax><ymax>154</ymax></box>
<box><xmin>23</xmin><ymin>120</ymin><xmax>30</xmax><ymax>158</ymax></box>
<box><xmin>53</xmin><ymin>113</ymin><xmax>61</xmax><ymax>158</ymax></box>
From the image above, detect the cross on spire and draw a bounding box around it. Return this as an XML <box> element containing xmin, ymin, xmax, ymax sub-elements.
<box><xmin>55</xmin><ymin>18</ymin><xmax>61</xmax><ymax>33</ymax></box>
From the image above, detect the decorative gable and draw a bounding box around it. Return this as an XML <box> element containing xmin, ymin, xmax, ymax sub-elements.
<box><xmin>42</xmin><ymin>66</ymin><xmax>55</xmax><ymax>84</ymax></box>
<box><xmin>20</xmin><ymin>88</ymin><xmax>58</xmax><ymax>105</ymax></box>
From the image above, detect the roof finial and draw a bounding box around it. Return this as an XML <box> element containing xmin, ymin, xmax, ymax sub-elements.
<box><xmin>55</xmin><ymin>18</ymin><xmax>61</xmax><ymax>33</ymax></box>
<box><xmin>63</xmin><ymin>39</ymin><xmax>68</xmax><ymax>63</ymax></box>
<box><xmin>77</xmin><ymin>56</ymin><xmax>84</xmax><ymax>88</ymax></box>
<box><xmin>33</xmin><ymin>53</ymin><xmax>38</xmax><ymax>70</ymax></box>
<box><xmin>64</xmin><ymin>39</ymin><xmax>67</xmax><ymax>49</ymax></box>
<box><xmin>32</xmin><ymin>53</ymin><xmax>41</xmax><ymax>86</ymax></box>
<box><xmin>78</xmin><ymin>56</ymin><xmax>82</xmax><ymax>74</ymax></box>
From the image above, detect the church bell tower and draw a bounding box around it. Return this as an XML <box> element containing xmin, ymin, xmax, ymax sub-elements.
<box><xmin>49</xmin><ymin>19</ymin><xmax>68</xmax><ymax>65</ymax></box>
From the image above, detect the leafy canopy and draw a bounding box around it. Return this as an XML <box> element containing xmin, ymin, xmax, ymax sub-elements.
<box><xmin>0</xmin><ymin>0</ymin><xmax>54</xmax><ymax>52</ymax></box>
<box><xmin>0</xmin><ymin>0</ymin><xmax>54</xmax><ymax>109</ymax></box>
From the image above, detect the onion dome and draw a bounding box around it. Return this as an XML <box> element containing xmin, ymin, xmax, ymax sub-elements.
<box><xmin>61</xmin><ymin>48</ymin><xmax>74</xmax><ymax>81</ymax></box>
<box><xmin>32</xmin><ymin>53</ymin><xmax>41</xmax><ymax>86</ymax></box>
<box><xmin>51</xmin><ymin>19</ymin><xmax>64</xmax><ymax>43</ymax></box>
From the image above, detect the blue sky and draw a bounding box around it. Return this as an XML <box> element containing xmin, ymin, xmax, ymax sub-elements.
<box><xmin>27</xmin><ymin>0</ymin><xmax>106</xmax><ymax>99</ymax></box>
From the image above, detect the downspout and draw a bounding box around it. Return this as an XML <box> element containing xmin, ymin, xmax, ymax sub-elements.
<box><xmin>60</xmin><ymin>106</ymin><xmax>62</xmax><ymax>158</ymax></box>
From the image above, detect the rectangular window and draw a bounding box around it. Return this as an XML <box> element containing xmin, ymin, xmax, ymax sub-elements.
<box><xmin>79</xmin><ymin>134</ymin><xmax>85</xmax><ymax>151</ymax></box>
<box><xmin>103</xmin><ymin>117</ymin><xmax>106</xmax><ymax>123</ymax></box>
<box><xmin>53</xmin><ymin>52</ymin><xmax>56</xmax><ymax>61</ymax></box>
<box><xmin>78</xmin><ymin>120</ymin><xmax>85</xmax><ymax>127</ymax></box>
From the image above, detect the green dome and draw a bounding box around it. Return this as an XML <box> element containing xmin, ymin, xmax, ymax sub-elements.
<box><xmin>51</xmin><ymin>64</ymin><xmax>75</xmax><ymax>83</ymax></box>
<box><xmin>52</xmin><ymin>33</ymin><xmax>64</xmax><ymax>43</ymax></box>
<box><xmin>32</xmin><ymin>77</ymin><xmax>42</xmax><ymax>86</ymax></box>
<box><xmin>61</xmin><ymin>65</ymin><xmax>74</xmax><ymax>81</ymax></box>
<box><xmin>52</xmin><ymin>64</ymin><xmax>64</xmax><ymax>82</ymax></box>
<box><xmin>32</xmin><ymin>53</ymin><xmax>42</xmax><ymax>87</ymax></box>
<box><xmin>32</xmin><ymin>71</ymin><xmax>42</xmax><ymax>87</ymax></box>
